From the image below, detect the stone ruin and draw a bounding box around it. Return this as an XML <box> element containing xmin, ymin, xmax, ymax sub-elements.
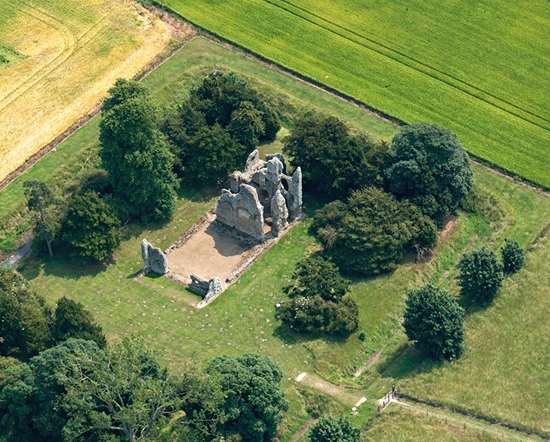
<box><xmin>141</xmin><ymin>239</ymin><xmax>168</xmax><ymax>275</ymax></box>
<box><xmin>215</xmin><ymin>149</ymin><xmax>302</xmax><ymax>241</ymax></box>
<box><xmin>189</xmin><ymin>274</ymin><xmax>223</xmax><ymax>307</ymax></box>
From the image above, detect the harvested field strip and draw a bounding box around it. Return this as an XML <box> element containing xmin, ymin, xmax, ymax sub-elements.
<box><xmin>265</xmin><ymin>0</ymin><xmax>550</xmax><ymax>130</ymax></box>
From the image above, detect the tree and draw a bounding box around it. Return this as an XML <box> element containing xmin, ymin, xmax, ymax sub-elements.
<box><xmin>61</xmin><ymin>191</ymin><xmax>120</xmax><ymax>262</ymax></box>
<box><xmin>403</xmin><ymin>284</ymin><xmax>464</xmax><ymax>360</ymax></box>
<box><xmin>162</xmin><ymin>102</ymin><xmax>208</xmax><ymax>177</ymax></box>
<box><xmin>100</xmin><ymin>86</ymin><xmax>177</xmax><ymax>221</ymax></box>
<box><xmin>384</xmin><ymin>123</ymin><xmax>473</xmax><ymax>226</ymax></box>
<box><xmin>284</xmin><ymin>254</ymin><xmax>349</xmax><ymax>302</ymax></box>
<box><xmin>102</xmin><ymin>78</ymin><xmax>149</xmax><ymax>112</ymax></box>
<box><xmin>0</xmin><ymin>356</ymin><xmax>36</xmax><ymax>441</ymax></box>
<box><xmin>458</xmin><ymin>247</ymin><xmax>504</xmax><ymax>304</ymax></box>
<box><xmin>284</xmin><ymin>113</ymin><xmax>385</xmax><ymax>199</ymax></box>
<box><xmin>184</xmin><ymin>124</ymin><xmax>248</xmax><ymax>185</ymax></box>
<box><xmin>189</xmin><ymin>70</ymin><xmax>280</xmax><ymax>140</ymax></box>
<box><xmin>53</xmin><ymin>297</ymin><xmax>106</xmax><ymax>348</ymax></box>
<box><xmin>0</xmin><ymin>270</ymin><xmax>52</xmax><ymax>360</ymax></box>
<box><xmin>0</xmin><ymin>338</ymin><xmax>183</xmax><ymax>442</ymax></box>
<box><xmin>23</xmin><ymin>180</ymin><xmax>58</xmax><ymax>257</ymax></box>
<box><xmin>228</xmin><ymin>101</ymin><xmax>266</xmax><ymax>149</ymax></box>
<box><xmin>501</xmin><ymin>239</ymin><xmax>524</xmax><ymax>274</ymax></box>
<box><xmin>312</xmin><ymin>188</ymin><xmax>436</xmax><ymax>276</ymax></box>
<box><xmin>309</xmin><ymin>416</ymin><xmax>360</xmax><ymax>442</ymax></box>
<box><xmin>276</xmin><ymin>295</ymin><xmax>358</xmax><ymax>337</ymax></box>
<box><xmin>174</xmin><ymin>373</ymin><xmax>226</xmax><ymax>441</ymax></box>
<box><xmin>207</xmin><ymin>353</ymin><xmax>287</xmax><ymax>441</ymax></box>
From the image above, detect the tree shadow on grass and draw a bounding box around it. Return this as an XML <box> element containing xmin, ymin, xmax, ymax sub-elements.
<box><xmin>19</xmin><ymin>252</ymin><xmax>107</xmax><ymax>281</ymax></box>
<box><xmin>272</xmin><ymin>323</ymin><xmax>349</xmax><ymax>346</ymax></box>
<box><xmin>377</xmin><ymin>342</ymin><xmax>442</xmax><ymax>381</ymax></box>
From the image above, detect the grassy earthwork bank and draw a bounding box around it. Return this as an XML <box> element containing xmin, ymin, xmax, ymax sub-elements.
<box><xmin>3</xmin><ymin>36</ymin><xmax>550</xmax><ymax>439</ymax></box>
<box><xmin>157</xmin><ymin>0</ymin><xmax>550</xmax><ymax>188</ymax></box>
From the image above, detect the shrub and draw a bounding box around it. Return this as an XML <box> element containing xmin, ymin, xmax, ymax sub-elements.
<box><xmin>284</xmin><ymin>112</ymin><xmax>385</xmax><ymax>199</ymax></box>
<box><xmin>403</xmin><ymin>284</ymin><xmax>464</xmax><ymax>360</ymax></box>
<box><xmin>207</xmin><ymin>353</ymin><xmax>287</xmax><ymax>441</ymax></box>
<box><xmin>284</xmin><ymin>253</ymin><xmax>349</xmax><ymax>302</ymax></box>
<box><xmin>384</xmin><ymin>123</ymin><xmax>473</xmax><ymax>226</ymax></box>
<box><xmin>100</xmin><ymin>83</ymin><xmax>177</xmax><ymax>221</ymax></box>
<box><xmin>314</xmin><ymin>188</ymin><xmax>436</xmax><ymax>276</ymax></box>
<box><xmin>53</xmin><ymin>297</ymin><xmax>106</xmax><ymax>348</ymax></box>
<box><xmin>501</xmin><ymin>239</ymin><xmax>524</xmax><ymax>274</ymax></box>
<box><xmin>0</xmin><ymin>270</ymin><xmax>52</xmax><ymax>360</ymax></box>
<box><xmin>458</xmin><ymin>247</ymin><xmax>504</xmax><ymax>304</ymax></box>
<box><xmin>309</xmin><ymin>416</ymin><xmax>360</xmax><ymax>442</ymax></box>
<box><xmin>61</xmin><ymin>191</ymin><xmax>120</xmax><ymax>262</ymax></box>
<box><xmin>276</xmin><ymin>295</ymin><xmax>358</xmax><ymax>337</ymax></box>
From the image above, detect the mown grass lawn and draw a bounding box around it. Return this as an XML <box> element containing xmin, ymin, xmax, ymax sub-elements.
<box><xmin>159</xmin><ymin>0</ymin><xmax>550</xmax><ymax>188</ymax></box>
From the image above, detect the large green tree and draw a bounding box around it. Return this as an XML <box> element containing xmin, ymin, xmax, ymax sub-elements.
<box><xmin>403</xmin><ymin>284</ymin><xmax>464</xmax><ymax>360</ymax></box>
<box><xmin>384</xmin><ymin>123</ymin><xmax>473</xmax><ymax>226</ymax></box>
<box><xmin>184</xmin><ymin>124</ymin><xmax>248</xmax><ymax>186</ymax></box>
<box><xmin>312</xmin><ymin>188</ymin><xmax>436</xmax><ymax>276</ymax></box>
<box><xmin>0</xmin><ymin>270</ymin><xmax>52</xmax><ymax>360</ymax></box>
<box><xmin>52</xmin><ymin>297</ymin><xmax>106</xmax><ymax>348</ymax></box>
<box><xmin>61</xmin><ymin>191</ymin><xmax>121</xmax><ymax>262</ymax></box>
<box><xmin>207</xmin><ymin>353</ymin><xmax>287</xmax><ymax>441</ymax></box>
<box><xmin>284</xmin><ymin>113</ymin><xmax>386</xmax><ymax>199</ymax></box>
<box><xmin>188</xmin><ymin>70</ymin><xmax>280</xmax><ymax>141</ymax></box>
<box><xmin>100</xmin><ymin>81</ymin><xmax>177</xmax><ymax>221</ymax></box>
<box><xmin>458</xmin><ymin>247</ymin><xmax>504</xmax><ymax>304</ymax></box>
<box><xmin>0</xmin><ymin>338</ymin><xmax>182</xmax><ymax>442</ymax></box>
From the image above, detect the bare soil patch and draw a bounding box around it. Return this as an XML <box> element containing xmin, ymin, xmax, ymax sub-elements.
<box><xmin>166</xmin><ymin>213</ymin><xmax>254</xmax><ymax>283</ymax></box>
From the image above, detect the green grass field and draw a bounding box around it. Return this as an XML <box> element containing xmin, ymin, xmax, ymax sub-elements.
<box><xmin>5</xmin><ymin>36</ymin><xmax>550</xmax><ymax>439</ymax></box>
<box><xmin>158</xmin><ymin>0</ymin><xmax>550</xmax><ymax>188</ymax></box>
<box><xmin>364</xmin><ymin>405</ymin><xmax>508</xmax><ymax>442</ymax></box>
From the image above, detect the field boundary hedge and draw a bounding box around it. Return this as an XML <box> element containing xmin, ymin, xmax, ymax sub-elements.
<box><xmin>146</xmin><ymin>0</ymin><xmax>550</xmax><ymax>193</ymax></box>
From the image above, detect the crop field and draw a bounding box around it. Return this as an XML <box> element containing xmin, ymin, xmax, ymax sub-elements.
<box><xmin>6</xmin><ymin>37</ymin><xmax>549</xmax><ymax>440</ymax></box>
<box><xmin>159</xmin><ymin>0</ymin><xmax>550</xmax><ymax>188</ymax></box>
<box><xmin>0</xmin><ymin>0</ymin><xmax>176</xmax><ymax>182</ymax></box>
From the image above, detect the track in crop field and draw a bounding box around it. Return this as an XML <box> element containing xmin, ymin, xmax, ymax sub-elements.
<box><xmin>0</xmin><ymin>1</ymin><xmax>108</xmax><ymax>113</ymax></box>
<box><xmin>261</xmin><ymin>0</ymin><xmax>550</xmax><ymax>133</ymax></box>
